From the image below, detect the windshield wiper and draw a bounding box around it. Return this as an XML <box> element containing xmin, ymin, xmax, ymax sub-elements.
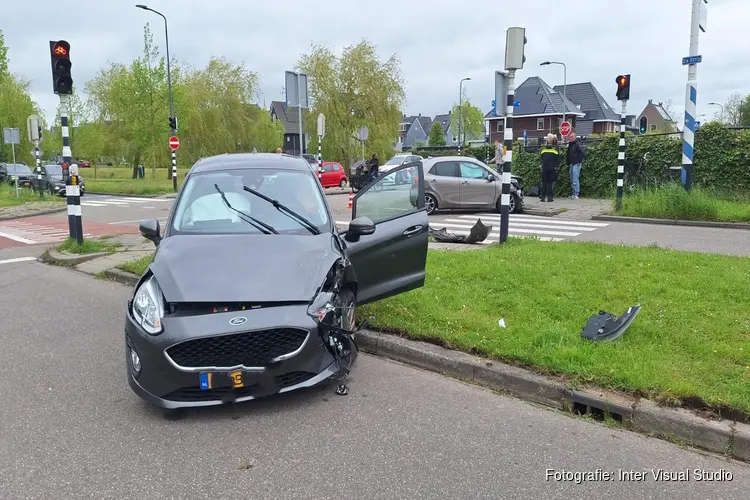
<box><xmin>242</xmin><ymin>185</ymin><xmax>321</xmax><ymax>235</ymax></box>
<box><xmin>213</xmin><ymin>184</ymin><xmax>278</xmax><ymax>234</ymax></box>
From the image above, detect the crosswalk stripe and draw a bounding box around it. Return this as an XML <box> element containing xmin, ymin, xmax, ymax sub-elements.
<box><xmin>441</xmin><ymin>218</ymin><xmax>599</xmax><ymax>232</ymax></box>
<box><xmin>431</xmin><ymin>222</ymin><xmax>581</xmax><ymax>238</ymax></box>
<box><xmin>0</xmin><ymin>230</ymin><xmax>37</xmax><ymax>244</ymax></box>
<box><xmin>454</xmin><ymin>213</ymin><xmax>610</xmax><ymax>228</ymax></box>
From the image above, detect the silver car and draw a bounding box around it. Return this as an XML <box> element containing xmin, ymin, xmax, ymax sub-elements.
<box><xmin>419</xmin><ymin>156</ymin><xmax>524</xmax><ymax>215</ymax></box>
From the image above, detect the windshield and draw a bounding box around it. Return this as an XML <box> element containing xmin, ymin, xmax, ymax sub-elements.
<box><xmin>384</xmin><ymin>156</ymin><xmax>406</xmax><ymax>166</ymax></box>
<box><xmin>171</xmin><ymin>167</ymin><xmax>330</xmax><ymax>236</ymax></box>
<box><xmin>45</xmin><ymin>165</ymin><xmax>63</xmax><ymax>176</ymax></box>
<box><xmin>7</xmin><ymin>164</ymin><xmax>31</xmax><ymax>174</ymax></box>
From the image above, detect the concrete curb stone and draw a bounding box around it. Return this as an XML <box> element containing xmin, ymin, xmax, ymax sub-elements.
<box><xmin>41</xmin><ymin>249</ymin><xmax>111</xmax><ymax>267</ymax></box>
<box><xmin>101</xmin><ymin>268</ymin><xmax>140</xmax><ymax>287</ymax></box>
<box><xmin>593</xmin><ymin>214</ymin><xmax>750</xmax><ymax>230</ymax></box>
<box><xmin>357</xmin><ymin>329</ymin><xmax>747</xmax><ymax>462</ymax></box>
<box><xmin>0</xmin><ymin>205</ymin><xmax>67</xmax><ymax>221</ymax></box>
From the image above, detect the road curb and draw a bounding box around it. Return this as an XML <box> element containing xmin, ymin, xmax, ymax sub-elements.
<box><xmin>85</xmin><ymin>191</ymin><xmax>171</xmax><ymax>198</ymax></box>
<box><xmin>592</xmin><ymin>214</ymin><xmax>750</xmax><ymax>230</ymax></box>
<box><xmin>101</xmin><ymin>268</ymin><xmax>140</xmax><ymax>287</ymax></box>
<box><xmin>40</xmin><ymin>249</ymin><xmax>111</xmax><ymax>267</ymax></box>
<box><xmin>323</xmin><ymin>189</ymin><xmax>351</xmax><ymax>197</ymax></box>
<box><xmin>0</xmin><ymin>205</ymin><xmax>66</xmax><ymax>221</ymax></box>
<box><xmin>357</xmin><ymin>329</ymin><xmax>748</xmax><ymax>462</ymax></box>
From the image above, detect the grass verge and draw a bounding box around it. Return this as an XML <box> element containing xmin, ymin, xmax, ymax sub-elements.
<box><xmin>56</xmin><ymin>237</ymin><xmax>121</xmax><ymax>255</ymax></box>
<box><xmin>117</xmin><ymin>254</ymin><xmax>153</xmax><ymax>276</ymax></box>
<box><xmin>617</xmin><ymin>184</ymin><xmax>750</xmax><ymax>222</ymax></box>
<box><xmin>84</xmin><ymin>178</ymin><xmax>180</xmax><ymax>195</ymax></box>
<box><xmin>0</xmin><ymin>183</ymin><xmax>64</xmax><ymax>208</ymax></box>
<box><xmin>358</xmin><ymin>238</ymin><xmax>750</xmax><ymax>416</ymax></box>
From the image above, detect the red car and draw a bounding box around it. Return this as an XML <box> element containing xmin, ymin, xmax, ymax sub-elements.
<box><xmin>319</xmin><ymin>161</ymin><xmax>348</xmax><ymax>188</ymax></box>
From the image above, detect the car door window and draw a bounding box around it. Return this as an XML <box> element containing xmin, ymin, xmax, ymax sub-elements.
<box><xmin>353</xmin><ymin>165</ymin><xmax>420</xmax><ymax>224</ymax></box>
<box><xmin>459</xmin><ymin>162</ymin><xmax>488</xmax><ymax>179</ymax></box>
<box><xmin>322</xmin><ymin>164</ymin><xmax>333</xmax><ymax>173</ymax></box>
<box><xmin>429</xmin><ymin>162</ymin><xmax>458</xmax><ymax>177</ymax></box>
<box><xmin>333</xmin><ymin>164</ymin><xmax>341</xmax><ymax>172</ymax></box>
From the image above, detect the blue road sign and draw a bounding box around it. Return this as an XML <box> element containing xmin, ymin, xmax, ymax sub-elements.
<box><xmin>513</xmin><ymin>101</ymin><xmax>521</xmax><ymax>108</ymax></box>
<box><xmin>682</xmin><ymin>55</ymin><xmax>702</xmax><ymax>65</ymax></box>
<box><xmin>491</xmin><ymin>99</ymin><xmax>496</xmax><ymax>108</ymax></box>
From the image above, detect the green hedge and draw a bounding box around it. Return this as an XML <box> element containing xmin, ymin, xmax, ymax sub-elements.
<box><xmin>408</xmin><ymin>123</ymin><xmax>750</xmax><ymax>198</ymax></box>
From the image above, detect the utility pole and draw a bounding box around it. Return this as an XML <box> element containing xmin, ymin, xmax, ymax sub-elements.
<box><xmin>499</xmin><ymin>28</ymin><xmax>526</xmax><ymax>244</ymax></box>
<box><xmin>615</xmin><ymin>75</ymin><xmax>631</xmax><ymax>212</ymax></box>
<box><xmin>681</xmin><ymin>0</ymin><xmax>708</xmax><ymax>191</ymax></box>
<box><xmin>458</xmin><ymin>77</ymin><xmax>470</xmax><ymax>154</ymax></box>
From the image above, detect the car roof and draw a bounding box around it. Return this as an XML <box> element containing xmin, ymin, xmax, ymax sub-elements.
<box><xmin>423</xmin><ymin>155</ymin><xmax>484</xmax><ymax>164</ymax></box>
<box><xmin>189</xmin><ymin>153</ymin><xmax>313</xmax><ymax>175</ymax></box>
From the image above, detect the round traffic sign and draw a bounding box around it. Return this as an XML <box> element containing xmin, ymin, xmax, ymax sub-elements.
<box><xmin>169</xmin><ymin>136</ymin><xmax>180</xmax><ymax>150</ymax></box>
<box><xmin>559</xmin><ymin>121</ymin><xmax>572</xmax><ymax>137</ymax></box>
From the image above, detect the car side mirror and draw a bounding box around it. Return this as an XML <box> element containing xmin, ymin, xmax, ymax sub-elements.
<box><xmin>344</xmin><ymin>216</ymin><xmax>376</xmax><ymax>242</ymax></box>
<box><xmin>140</xmin><ymin>218</ymin><xmax>161</xmax><ymax>247</ymax></box>
<box><xmin>487</xmin><ymin>174</ymin><xmax>496</xmax><ymax>182</ymax></box>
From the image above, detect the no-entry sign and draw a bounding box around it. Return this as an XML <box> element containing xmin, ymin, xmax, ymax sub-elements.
<box><xmin>169</xmin><ymin>136</ymin><xmax>180</xmax><ymax>150</ymax></box>
<box><xmin>559</xmin><ymin>121</ymin><xmax>572</xmax><ymax>137</ymax></box>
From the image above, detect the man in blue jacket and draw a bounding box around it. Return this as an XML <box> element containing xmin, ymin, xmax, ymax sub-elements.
<box><xmin>566</xmin><ymin>129</ymin><xmax>585</xmax><ymax>199</ymax></box>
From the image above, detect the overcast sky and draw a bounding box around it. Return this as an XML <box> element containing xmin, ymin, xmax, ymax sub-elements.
<box><xmin>3</xmin><ymin>0</ymin><xmax>747</xmax><ymax>127</ymax></box>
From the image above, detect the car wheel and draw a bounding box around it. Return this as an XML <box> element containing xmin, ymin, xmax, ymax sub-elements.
<box><xmin>339</xmin><ymin>179</ymin><xmax>347</xmax><ymax>189</ymax></box>
<box><xmin>425</xmin><ymin>194</ymin><xmax>437</xmax><ymax>215</ymax></box>
<box><xmin>511</xmin><ymin>193</ymin><xmax>521</xmax><ymax>213</ymax></box>
<box><xmin>337</xmin><ymin>288</ymin><xmax>356</xmax><ymax>332</ymax></box>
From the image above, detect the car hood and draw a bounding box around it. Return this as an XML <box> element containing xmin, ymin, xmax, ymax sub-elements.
<box><xmin>149</xmin><ymin>233</ymin><xmax>341</xmax><ymax>303</ymax></box>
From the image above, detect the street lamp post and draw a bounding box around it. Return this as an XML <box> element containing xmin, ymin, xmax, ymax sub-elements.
<box><xmin>136</xmin><ymin>4</ymin><xmax>178</xmax><ymax>190</ymax></box>
<box><xmin>541</xmin><ymin>61</ymin><xmax>567</xmax><ymax>138</ymax></box>
<box><xmin>708</xmin><ymin>102</ymin><xmax>724</xmax><ymax>123</ymax></box>
<box><xmin>458</xmin><ymin>77</ymin><xmax>471</xmax><ymax>154</ymax></box>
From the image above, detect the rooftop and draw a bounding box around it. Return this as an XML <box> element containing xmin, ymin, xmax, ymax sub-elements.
<box><xmin>190</xmin><ymin>152</ymin><xmax>312</xmax><ymax>174</ymax></box>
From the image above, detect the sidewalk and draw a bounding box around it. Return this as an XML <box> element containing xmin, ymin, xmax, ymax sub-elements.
<box><xmin>523</xmin><ymin>197</ymin><xmax>611</xmax><ymax>220</ymax></box>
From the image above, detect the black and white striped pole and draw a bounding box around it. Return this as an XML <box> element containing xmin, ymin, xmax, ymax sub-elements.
<box><xmin>317</xmin><ymin>113</ymin><xmax>325</xmax><ymax>184</ymax></box>
<box><xmin>60</xmin><ymin>95</ymin><xmax>82</xmax><ymax>243</ymax></box>
<box><xmin>27</xmin><ymin>114</ymin><xmax>43</xmax><ymax>199</ymax></box>
<box><xmin>500</xmin><ymin>27</ymin><xmax>526</xmax><ymax>244</ymax></box>
<box><xmin>616</xmin><ymin>101</ymin><xmax>627</xmax><ymax>212</ymax></box>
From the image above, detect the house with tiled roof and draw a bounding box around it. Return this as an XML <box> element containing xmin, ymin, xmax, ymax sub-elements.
<box><xmin>399</xmin><ymin>114</ymin><xmax>433</xmax><ymax>148</ymax></box>
<box><xmin>431</xmin><ymin>112</ymin><xmax>457</xmax><ymax>145</ymax></box>
<box><xmin>636</xmin><ymin>99</ymin><xmax>678</xmax><ymax>133</ymax></box>
<box><xmin>552</xmin><ymin>82</ymin><xmax>620</xmax><ymax>136</ymax></box>
<box><xmin>484</xmin><ymin>76</ymin><xmax>585</xmax><ymax>144</ymax></box>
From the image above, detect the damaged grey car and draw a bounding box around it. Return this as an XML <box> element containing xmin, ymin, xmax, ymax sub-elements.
<box><xmin>124</xmin><ymin>153</ymin><xmax>428</xmax><ymax>409</ymax></box>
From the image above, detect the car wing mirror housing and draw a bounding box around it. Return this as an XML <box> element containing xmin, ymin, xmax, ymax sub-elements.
<box><xmin>344</xmin><ymin>216</ymin><xmax>375</xmax><ymax>242</ymax></box>
<box><xmin>487</xmin><ymin>173</ymin><xmax>496</xmax><ymax>182</ymax></box>
<box><xmin>140</xmin><ymin>218</ymin><xmax>162</xmax><ymax>247</ymax></box>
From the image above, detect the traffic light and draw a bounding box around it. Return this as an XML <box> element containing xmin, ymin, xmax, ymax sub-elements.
<box><xmin>505</xmin><ymin>27</ymin><xmax>527</xmax><ymax>70</ymax></box>
<box><xmin>49</xmin><ymin>40</ymin><xmax>73</xmax><ymax>95</ymax></box>
<box><xmin>639</xmin><ymin>116</ymin><xmax>648</xmax><ymax>134</ymax></box>
<box><xmin>615</xmin><ymin>74</ymin><xmax>630</xmax><ymax>101</ymax></box>
<box><xmin>169</xmin><ymin>116</ymin><xmax>177</xmax><ymax>131</ymax></box>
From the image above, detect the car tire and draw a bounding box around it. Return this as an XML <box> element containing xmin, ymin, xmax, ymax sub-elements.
<box><xmin>339</xmin><ymin>179</ymin><xmax>347</xmax><ymax>189</ymax></box>
<box><xmin>425</xmin><ymin>194</ymin><xmax>437</xmax><ymax>215</ymax></box>
<box><xmin>336</xmin><ymin>288</ymin><xmax>356</xmax><ymax>332</ymax></box>
<box><xmin>496</xmin><ymin>195</ymin><xmax>519</xmax><ymax>214</ymax></box>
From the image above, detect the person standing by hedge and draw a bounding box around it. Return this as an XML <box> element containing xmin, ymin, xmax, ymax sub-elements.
<box><xmin>540</xmin><ymin>134</ymin><xmax>560</xmax><ymax>202</ymax></box>
<box><xmin>566</xmin><ymin>129</ymin><xmax>585</xmax><ymax>199</ymax></box>
<box><xmin>491</xmin><ymin>138</ymin><xmax>505</xmax><ymax>172</ymax></box>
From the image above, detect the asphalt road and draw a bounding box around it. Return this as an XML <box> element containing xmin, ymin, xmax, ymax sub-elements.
<box><xmin>1</xmin><ymin>193</ymin><xmax>748</xmax><ymax>256</ymax></box>
<box><xmin>1</xmin><ymin>257</ymin><xmax>750</xmax><ymax>499</ymax></box>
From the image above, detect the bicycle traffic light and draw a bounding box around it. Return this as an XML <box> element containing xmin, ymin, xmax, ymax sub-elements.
<box><xmin>169</xmin><ymin>116</ymin><xmax>178</xmax><ymax>131</ymax></box>
<box><xmin>639</xmin><ymin>116</ymin><xmax>648</xmax><ymax>134</ymax></box>
<box><xmin>49</xmin><ymin>40</ymin><xmax>73</xmax><ymax>95</ymax></box>
<box><xmin>615</xmin><ymin>74</ymin><xmax>630</xmax><ymax>101</ymax></box>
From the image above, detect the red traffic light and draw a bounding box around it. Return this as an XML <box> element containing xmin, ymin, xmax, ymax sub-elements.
<box><xmin>616</xmin><ymin>75</ymin><xmax>628</xmax><ymax>87</ymax></box>
<box><xmin>52</xmin><ymin>41</ymin><xmax>70</xmax><ymax>57</ymax></box>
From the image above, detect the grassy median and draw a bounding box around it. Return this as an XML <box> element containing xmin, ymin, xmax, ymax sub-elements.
<box><xmin>618</xmin><ymin>184</ymin><xmax>750</xmax><ymax>222</ymax></box>
<box><xmin>0</xmin><ymin>183</ymin><xmax>64</xmax><ymax>208</ymax></box>
<box><xmin>358</xmin><ymin>239</ymin><xmax>750</xmax><ymax>415</ymax></box>
<box><xmin>84</xmin><ymin>166</ymin><xmax>190</xmax><ymax>195</ymax></box>
<box><xmin>118</xmin><ymin>254</ymin><xmax>153</xmax><ymax>276</ymax></box>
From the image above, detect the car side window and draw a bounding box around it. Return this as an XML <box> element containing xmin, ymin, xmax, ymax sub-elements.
<box><xmin>322</xmin><ymin>164</ymin><xmax>333</xmax><ymax>173</ymax></box>
<box><xmin>459</xmin><ymin>162</ymin><xmax>488</xmax><ymax>179</ymax></box>
<box><xmin>333</xmin><ymin>164</ymin><xmax>341</xmax><ymax>172</ymax></box>
<box><xmin>429</xmin><ymin>162</ymin><xmax>457</xmax><ymax>177</ymax></box>
<box><xmin>354</xmin><ymin>166</ymin><xmax>418</xmax><ymax>224</ymax></box>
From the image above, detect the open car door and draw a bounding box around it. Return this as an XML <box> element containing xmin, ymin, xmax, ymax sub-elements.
<box><xmin>341</xmin><ymin>161</ymin><xmax>428</xmax><ymax>305</ymax></box>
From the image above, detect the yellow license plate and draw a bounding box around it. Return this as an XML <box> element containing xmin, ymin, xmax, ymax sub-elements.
<box><xmin>230</xmin><ymin>370</ymin><xmax>243</xmax><ymax>388</ymax></box>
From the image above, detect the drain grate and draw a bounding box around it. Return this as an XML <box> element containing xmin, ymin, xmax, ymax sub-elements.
<box><xmin>572</xmin><ymin>401</ymin><xmax>623</xmax><ymax>423</ymax></box>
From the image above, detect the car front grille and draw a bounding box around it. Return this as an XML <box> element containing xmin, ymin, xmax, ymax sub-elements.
<box><xmin>164</xmin><ymin>371</ymin><xmax>317</xmax><ymax>402</ymax></box>
<box><xmin>165</xmin><ymin>328</ymin><xmax>309</xmax><ymax>369</ymax></box>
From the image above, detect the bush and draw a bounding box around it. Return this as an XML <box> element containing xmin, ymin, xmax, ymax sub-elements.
<box><xmin>408</xmin><ymin>122</ymin><xmax>750</xmax><ymax>199</ymax></box>
<box><xmin>619</xmin><ymin>184</ymin><xmax>750</xmax><ymax>222</ymax></box>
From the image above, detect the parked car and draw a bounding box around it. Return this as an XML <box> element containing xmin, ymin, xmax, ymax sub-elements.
<box><xmin>416</xmin><ymin>156</ymin><xmax>524</xmax><ymax>215</ymax></box>
<box><xmin>126</xmin><ymin>153</ymin><xmax>428</xmax><ymax>409</ymax></box>
<box><xmin>319</xmin><ymin>161</ymin><xmax>347</xmax><ymax>188</ymax></box>
<box><xmin>77</xmin><ymin>160</ymin><xmax>91</xmax><ymax>168</ymax></box>
<box><xmin>0</xmin><ymin>163</ymin><xmax>33</xmax><ymax>187</ymax></box>
<box><xmin>380</xmin><ymin>153</ymin><xmax>423</xmax><ymax>185</ymax></box>
<box><xmin>29</xmin><ymin>164</ymin><xmax>86</xmax><ymax>197</ymax></box>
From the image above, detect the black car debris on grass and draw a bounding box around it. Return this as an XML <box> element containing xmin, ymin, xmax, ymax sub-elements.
<box><xmin>125</xmin><ymin>152</ymin><xmax>428</xmax><ymax>409</ymax></box>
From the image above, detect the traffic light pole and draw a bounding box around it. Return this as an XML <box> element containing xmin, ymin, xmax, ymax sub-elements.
<box><xmin>616</xmin><ymin>100</ymin><xmax>627</xmax><ymax>212</ymax></box>
<box><xmin>60</xmin><ymin>94</ymin><xmax>83</xmax><ymax>244</ymax></box>
<box><xmin>499</xmin><ymin>69</ymin><xmax>516</xmax><ymax>244</ymax></box>
<box><xmin>682</xmin><ymin>0</ymin><xmax>703</xmax><ymax>192</ymax></box>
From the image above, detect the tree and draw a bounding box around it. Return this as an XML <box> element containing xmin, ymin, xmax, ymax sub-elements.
<box><xmin>0</xmin><ymin>29</ymin><xmax>42</xmax><ymax>166</ymax></box>
<box><xmin>297</xmin><ymin>40</ymin><xmax>406</xmax><ymax>164</ymax></box>
<box><xmin>450</xmin><ymin>88</ymin><xmax>484</xmax><ymax>143</ymax></box>
<box><xmin>428</xmin><ymin>121</ymin><xmax>446</xmax><ymax>146</ymax></box>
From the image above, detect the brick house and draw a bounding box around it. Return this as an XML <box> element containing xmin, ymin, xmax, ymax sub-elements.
<box><xmin>637</xmin><ymin>99</ymin><xmax>678</xmax><ymax>133</ymax></box>
<box><xmin>484</xmin><ymin>76</ymin><xmax>584</xmax><ymax>144</ymax></box>
<box><xmin>552</xmin><ymin>82</ymin><xmax>620</xmax><ymax>136</ymax></box>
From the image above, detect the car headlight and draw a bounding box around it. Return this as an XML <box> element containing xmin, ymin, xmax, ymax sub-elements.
<box><xmin>132</xmin><ymin>276</ymin><xmax>165</xmax><ymax>335</ymax></box>
<box><xmin>307</xmin><ymin>291</ymin><xmax>335</xmax><ymax>324</ymax></box>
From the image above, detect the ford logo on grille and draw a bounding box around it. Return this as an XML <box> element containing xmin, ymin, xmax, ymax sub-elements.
<box><xmin>229</xmin><ymin>316</ymin><xmax>247</xmax><ymax>326</ymax></box>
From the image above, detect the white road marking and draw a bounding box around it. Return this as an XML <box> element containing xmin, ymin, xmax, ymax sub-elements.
<box><xmin>108</xmin><ymin>217</ymin><xmax>168</xmax><ymax>225</ymax></box>
<box><xmin>0</xmin><ymin>256</ymin><xmax>37</xmax><ymax>265</ymax></box>
<box><xmin>0</xmin><ymin>231</ymin><xmax>37</xmax><ymax>244</ymax></box>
